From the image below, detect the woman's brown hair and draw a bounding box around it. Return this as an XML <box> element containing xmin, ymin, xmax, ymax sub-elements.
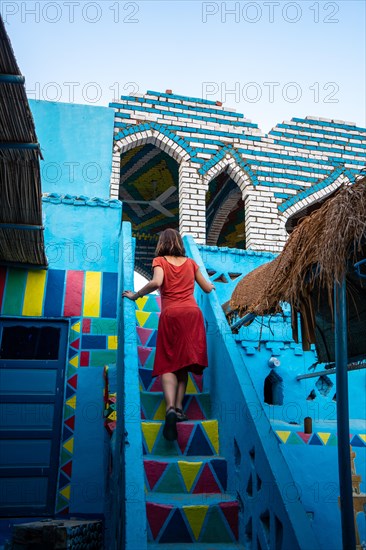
<box><xmin>155</xmin><ymin>228</ymin><xmax>186</xmax><ymax>257</ymax></box>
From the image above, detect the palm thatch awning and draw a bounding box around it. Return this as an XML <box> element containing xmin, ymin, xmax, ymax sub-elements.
<box><xmin>0</xmin><ymin>15</ymin><xmax>47</xmax><ymax>268</ymax></box>
<box><xmin>226</xmin><ymin>175</ymin><xmax>366</xmax><ymax>363</ymax></box>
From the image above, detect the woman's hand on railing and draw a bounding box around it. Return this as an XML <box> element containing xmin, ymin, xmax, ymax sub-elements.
<box><xmin>122</xmin><ymin>290</ymin><xmax>138</xmax><ymax>301</ymax></box>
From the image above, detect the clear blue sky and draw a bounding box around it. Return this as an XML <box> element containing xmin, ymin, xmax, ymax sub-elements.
<box><xmin>3</xmin><ymin>1</ymin><xmax>365</xmax><ymax>287</ymax></box>
<box><xmin>3</xmin><ymin>0</ymin><xmax>365</xmax><ymax>133</ymax></box>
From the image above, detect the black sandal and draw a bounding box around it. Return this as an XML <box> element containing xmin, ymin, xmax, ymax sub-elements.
<box><xmin>163</xmin><ymin>406</ymin><xmax>177</xmax><ymax>441</ymax></box>
<box><xmin>175</xmin><ymin>408</ymin><xmax>189</xmax><ymax>422</ymax></box>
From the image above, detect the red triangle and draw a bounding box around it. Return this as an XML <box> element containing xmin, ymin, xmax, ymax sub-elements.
<box><xmin>185</xmin><ymin>398</ymin><xmax>205</xmax><ymax>420</ymax></box>
<box><xmin>155</xmin><ymin>296</ymin><xmax>161</xmax><ymax>310</ymax></box>
<box><xmin>68</xmin><ymin>374</ymin><xmax>78</xmax><ymax>390</ymax></box>
<box><xmin>65</xmin><ymin>415</ymin><xmax>75</xmax><ymax>431</ymax></box>
<box><xmin>61</xmin><ymin>460</ymin><xmax>72</xmax><ymax>478</ymax></box>
<box><xmin>192</xmin><ymin>373</ymin><xmax>203</xmax><ymax>392</ymax></box>
<box><xmin>70</xmin><ymin>338</ymin><xmax>80</xmax><ymax>349</ymax></box>
<box><xmin>219</xmin><ymin>502</ymin><xmax>239</xmax><ymax>540</ymax></box>
<box><xmin>138</xmin><ymin>346</ymin><xmax>153</xmax><ymax>367</ymax></box>
<box><xmin>144</xmin><ymin>460</ymin><xmax>169</xmax><ymax>490</ymax></box>
<box><xmin>176</xmin><ymin>423</ymin><xmax>195</xmax><ymax>454</ymax></box>
<box><xmin>151</xmin><ymin>377</ymin><xmax>163</xmax><ymax>392</ymax></box>
<box><xmin>137</xmin><ymin>327</ymin><xmax>153</xmax><ymax>346</ymax></box>
<box><xmin>146</xmin><ymin>502</ymin><xmax>172</xmax><ymax>539</ymax></box>
<box><xmin>297</xmin><ymin>432</ymin><xmax>312</xmax><ymax>444</ymax></box>
<box><xmin>193</xmin><ymin>463</ymin><xmax>220</xmax><ymax>493</ymax></box>
<box><xmin>141</xmin><ymin>409</ymin><xmax>146</xmax><ymax>420</ymax></box>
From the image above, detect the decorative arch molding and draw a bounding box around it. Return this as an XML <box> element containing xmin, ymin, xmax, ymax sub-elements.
<box><xmin>110</xmin><ymin>123</ymin><xmax>194</xmax><ymax>198</ymax></box>
<box><xmin>113</xmin><ymin>122</ymin><xmax>193</xmax><ymax>163</ymax></box>
<box><xmin>202</xmin><ymin>148</ymin><xmax>257</xmax><ymax>196</ymax></box>
<box><xmin>279</xmin><ymin>167</ymin><xmax>354</xmax><ymax>230</ymax></box>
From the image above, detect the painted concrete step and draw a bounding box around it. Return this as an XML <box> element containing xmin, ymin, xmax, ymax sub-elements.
<box><xmin>142</xmin><ymin>420</ymin><xmax>219</xmax><ymax>457</ymax></box>
<box><xmin>141</xmin><ymin>392</ymin><xmax>211</xmax><ymax>421</ymax></box>
<box><xmin>139</xmin><ymin>367</ymin><xmax>203</xmax><ymax>394</ymax></box>
<box><xmin>146</xmin><ymin>493</ymin><xmax>239</xmax><ymax>543</ymax></box>
<box><xmin>144</xmin><ymin>456</ymin><xmax>227</xmax><ymax>493</ymax></box>
<box><xmin>148</xmin><ymin>544</ymin><xmax>246</xmax><ymax>550</ymax></box>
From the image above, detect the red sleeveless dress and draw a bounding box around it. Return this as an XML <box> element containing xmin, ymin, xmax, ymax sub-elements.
<box><xmin>151</xmin><ymin>256</ymin><xmax>208</xmax><ymax>377</ymax></box>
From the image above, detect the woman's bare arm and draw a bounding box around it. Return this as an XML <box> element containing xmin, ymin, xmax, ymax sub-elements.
<box><xmin>122</xmin><ymin>266</ymin><xmax>164</xmax><ymax>301</ymax></box>
<box><xmin>195</xmin><ymin>269</ymin><xmax>215</xmax><ymax>293</ymax></box>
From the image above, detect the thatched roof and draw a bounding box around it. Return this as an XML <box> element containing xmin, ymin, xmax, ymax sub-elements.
<box><xmin>0</xmin><ymin>15</ymin><xmax>47</xmax><ymax>267</ymax></box>
<box><xmin>227</xmin><ymin>175</ymin><xmax>366</xmax><ymax>362</ymax></box>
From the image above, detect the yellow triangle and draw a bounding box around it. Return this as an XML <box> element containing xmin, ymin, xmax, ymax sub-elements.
<box><xmin>108</xmin><ymin>410</ymin><xmax>117</xmax><ymax>421</ymax></box>
<box><xmin>153</xmin><ymin>400</ymin><xmax>166</xmax><ymax>421</ymax></box>
<box><xmin>183</xmin><ymin>505</ymin><xmax>208</xmax><ymax>540</ymax></box>
<box><xmin>178</xmin><ymin>461</ymin><xmax>203</xmax><ymax>492</ymax></box>
<box><xmin>136</xmin><ymin>310</ymin><xmax>150</xmax><ymax>327</ymax></box>
<box><xmin>317</xmin><ymin>432</ymin><xmax>331</xmax><ymax>445</ymax></box>
<box><xmin>63</xmin><ymin>437</ymin><xmax>74</xmax><ymax>454</ymax></box>
<box><xmin>358</xmin><ymin>434</ymin><xmax>366</xmax><ymax>443</ymax></box>
<box><xmin>60</xmin><ymin>485</ymin><xmax>71</xmax><ymax>500</ymax></box>
<box><xmin>66</xmin><ymin>396</ymin><xmax>76</xmax><ymax>409</ymax></box>
<box><xmin>141</xmin><ymin>422</ymin><xmax>161</xmax><ymax>453</ymax></box>
<box><xmin>186</xmin><ymin>376</ymin><xmax>197</xmax><ymax>394</ymax></box>
<box><xmin>136</xmin><ymin>296</ymin><xmax>148</xmax><ymax>310</ymax></box>
<box><xmin>276</xmin><ymin>430</ymin><xmax>291</xmax><ymax>443</ymax></box>
<box><xmin>69</xmin><ymin>355</ymin><xmax>79</xmax><ymax>368</ymax></box>
<box><xmin>201</xmin><ymin>420</ymin><xmax>219</xmax><ymax>454</ymax></box>
<box><xmin>71</xmin><ymin>322</ymin><xmax>81</xmax><ymax>333</ymax></box>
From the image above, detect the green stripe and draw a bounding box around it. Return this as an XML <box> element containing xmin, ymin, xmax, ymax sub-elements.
<box><xmin>89</xmin><ymin>350</ymin><xmax>117</xmax><ymax>366</ymax></box>
<box><xmin>2</xmin><ymin>269</ymin><xmax>27</xmax><ymax>315</ymax></box>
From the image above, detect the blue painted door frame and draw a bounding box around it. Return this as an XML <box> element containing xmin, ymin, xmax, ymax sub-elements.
<box><xmin>0</xmin><ymin>318</ymin><xmax>68</xmax><ymax>516</ymax></box>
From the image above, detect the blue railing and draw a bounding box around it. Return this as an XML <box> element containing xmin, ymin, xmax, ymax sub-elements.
<box><xmin>184</xmin><ymin>236</ymin><xmax>319</xmax><ymax>550</ymax></box>
<box><xmin>109</xmin><ymin>221</ymin><xmax>147</xmax><ymax>550</ymax></box>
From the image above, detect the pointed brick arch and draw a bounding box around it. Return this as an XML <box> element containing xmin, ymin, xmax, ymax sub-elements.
<box><xmin>202</xmin><ymin>152</ymin><xmax>255</xmax><ymax>197</ymax></box>
<box><xmin>204</xmin><ymin>152</ymin><xmax>256</xmax><ymax>248</ymax></box>
<box><xmin>279</xmin><ymin>169</ymin><xmax>352</xmax><ymax>232</ymax></box>
<box><xmin>110</xmin><ymin>124</ymin><xmax>192</xmax><ymax>199</ymax></box>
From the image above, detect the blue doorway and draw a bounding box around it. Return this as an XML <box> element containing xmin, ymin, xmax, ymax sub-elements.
<box><xmin>0</xmin><ymin>319</ymin><xmax>68</xmax><ymax>516</ymax></box>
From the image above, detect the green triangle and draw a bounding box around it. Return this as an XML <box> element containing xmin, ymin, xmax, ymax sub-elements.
<box><xmin>144</xmin><ymin>296</ymin><xmax>160</xmax><ymax>311</ymax></box>
<box><xmin>152</xmin><ymin>434</ymin><xmax>180</xmax><ymax>457</ymax></box>
<box><xmin>67</xmin><ymin>363</ymin><xmax>78</xmax><ymax>378</ymax></box>
<box><xmin>287</xmin><ymin>432</ymin><xmax>302</xmax><ymax>445</ymax></box>
<box><xmin>63</xmin><ymin>405</ymin><xmax>75</xmax><ymax>420</ymax></box>
<box><xmin>201</xmin><ymin>506</ymin><xmax>233</xmax><ymax>543</ymax></box>
<box><xmin>198</xmin><ymin>394</ymin><xmax>212</xmax><ymax>419</ymax></box>
<box><xmin>69</xmin><ymin>329</ymin><xmax>79</xmax><ymax>340</ymax></box>
<box><xmin>141</xmin><ymin>393</ymin><xmax>161</xmax><ymax>420</ymax></box>
<box><xmin>144</xmin><ymin>313</ymin><xmax>159</xmax><ymax>329</ymax></box>
<box><xmin>327</xmin><ymin>433</ymin><xmax>338</xmax><ymax>446</ymax></box>
<box><xmin>155</xmin><ymin>464</ymin><xmax>185</xmax><ymax>493</ymax></box>
<box><xmin>144</xmin><ymin>349</ymin><xmax>156</xmax><ymax>370</ymax></box>
<box><xmin>61</xmin><ymin>448</ymin><xmax>72</xmax><ymax>464</ymax></box>
<box><xmin>56</xmin><ymin>494</ymin><xmax>69</xmax><ymax>512</ymax></box>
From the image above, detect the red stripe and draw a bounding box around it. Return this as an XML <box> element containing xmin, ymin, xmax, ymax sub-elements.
<box><xmin>63</xmin><ymin>271</ymin><xmax>84</xmax><ymax>317</ymax></box>
<box><xmin>0</xmin><ymin>267</ymin><xmax>7</xmax><ymax>312</ymax></box>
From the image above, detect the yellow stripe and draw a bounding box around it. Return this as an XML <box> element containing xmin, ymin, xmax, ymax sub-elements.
<box><xmin>83</xmin><ymin>272</ymin><xmax>101</xmax><ymax>317</ymax></box>
<box><xmin>22</xmin><ymin>270</ymin><xmax>47</xmax><ymax>316</ymax></box>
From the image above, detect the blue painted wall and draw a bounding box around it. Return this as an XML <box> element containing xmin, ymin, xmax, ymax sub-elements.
<box><xmin>0</xmin><ymin>100</ymin><xmax>122</xmax><ymax>546</ymax></box>
<box><xmin>29</xmin><ymin>100</ymin><xmax>115</xmax><ymax>197</ymax></box>
<box><xmin>42</xmin><ymin>198</ymin><xmax>121</xmax><ymax>272</ymax></box>
<box><xmin>195</xmin><ymin>243</ymin><xmax>366</xmax><ymax>550</ymax></box>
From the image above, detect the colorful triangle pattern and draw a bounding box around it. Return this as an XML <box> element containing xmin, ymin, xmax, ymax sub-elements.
<box><xmin>138</xmin><ymin>298</ymin><xmax>239</xmax><ymax>544</ymax></box>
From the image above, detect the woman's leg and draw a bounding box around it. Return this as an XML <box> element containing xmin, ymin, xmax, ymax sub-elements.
<box><xmin>161</xmin><ymin>372</ymin><xmax>178</xmax><ymax>412</ymax></box>
<box><xmin>175</xmin><ymin>368</ymin><xmax>188</xmax><ymax>411</ymax></box>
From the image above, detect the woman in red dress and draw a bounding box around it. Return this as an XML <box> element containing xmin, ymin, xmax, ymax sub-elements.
<box><xmin>122</xmin><ymin>229</ymin><xmax>214</xmax><ymax>441</ymax></box>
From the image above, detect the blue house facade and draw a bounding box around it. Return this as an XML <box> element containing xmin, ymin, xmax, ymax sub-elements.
<box><xmin>0</xmin><ymin>89</ymin><xmax>365</xmax><ymax>549</ymax></box>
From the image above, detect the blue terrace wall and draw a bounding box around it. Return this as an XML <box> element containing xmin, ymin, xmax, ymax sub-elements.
<box><xmin>195</xmin><ymin>243</ymin><xmax>366</xmax><ymax>549</ymax></box>
<box><xmin>0</xmin><ymin>100</ymin><xmax>122</xmax><ymax>545</ymax></box>
<box><xmin>29</xmin><ymin>100</ymin><xmax>115</xmax><ymax>197</ymax></box>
